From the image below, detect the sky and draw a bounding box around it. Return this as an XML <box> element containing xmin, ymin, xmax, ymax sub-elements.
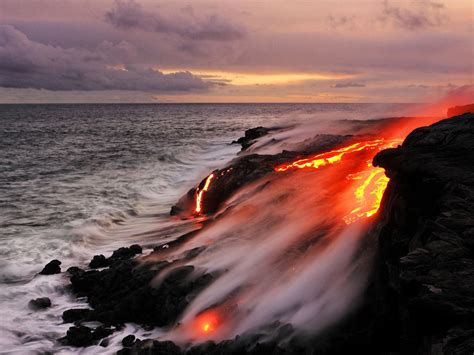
<box><xmin>0</xmin><ymin>0</ymin><xmax>472</xmax><ymax>103</ymax></box>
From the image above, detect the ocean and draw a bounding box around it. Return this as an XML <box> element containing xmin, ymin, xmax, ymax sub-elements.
<box><xmin>0</xmin><ymin>103</ymin><xmax>414</xmax><ymax>353</ymax></box>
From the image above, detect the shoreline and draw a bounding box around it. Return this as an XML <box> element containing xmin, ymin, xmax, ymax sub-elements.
<box><xmin>32</xmin><ymin>112</ymin><xmax>474</xmax><ymax>354</ymax></box>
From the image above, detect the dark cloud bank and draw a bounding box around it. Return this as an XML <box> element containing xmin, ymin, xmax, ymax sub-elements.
<box><xmin>382</xmin><ymin>0</ymin><xmax>446</xmax><ymax>30</ymax></box>
<box><xmin>332</xmin><ymin>82</ymin><xmax>366</xmax><ymax>88</ymax></box>
<box><xmin>328</xmin><ymin>0</ymin><xmax>447</xmax><ymax>31</ymax></box>
<box><xmin>105</xmin><ymin>0</ymin><xmax>245</xmax><ymax>41</ymax></box>
<box><xmin>0</xmin><ymin>25</ymin><xmax>212</xmax><ymax>92</ymax></box>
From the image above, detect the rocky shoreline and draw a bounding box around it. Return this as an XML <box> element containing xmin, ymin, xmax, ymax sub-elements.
<box><xmin>34</xmin><ymin>112</ymin><xmax>474</xmax><ymax>354</ymax></box>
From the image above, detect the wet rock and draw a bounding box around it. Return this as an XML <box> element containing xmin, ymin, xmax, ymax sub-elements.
<box><xmin>59</xmin><ymin>325</ymin><xmax>113</xmax><ymax>347</ymax></box>
<box><xmin>232</xmin><ymin>126</ymin><xmax>270</xmax><ymax>150</ymax></box>
<box><xmin>39</xmin><ymin>259</ymin><xmax>61</xmax><ymax>275</ymax></box>
<box><xmin>109</xmin><ymin>244</ymin><xmax>142</xmax><ymax>262</ymax></box>
<box><xmin>62</xmin><ymin>308</ymin><xmax>93</xmax><ymax>323</ymax></box>
<box><xmin>68</xmin><ymin>249</ymin><xmax>213</xmax><ymax>328</ymax></box>
<box><xmin>89</xmin><ymin>254</ymin><xmax>109</xmax><ymax>269</ymax></box>
<box><xmin>28</xmin><ymin>297</ymin><xmax>51</xmax><ymax>310</ymax></box>
<box><xmin>67</xmin><ymin>266</ymin><xmax>84</xmax><ymax>276</ymax></box>
<box><xmin>121</xmin><ymin>334</ymin><xmax>136</xmax><ymax>347</ymax></box>
<box><xmin>125</xmin><ymin>339</ymin><xmax>183</xmax><ymax>355</ymax></box>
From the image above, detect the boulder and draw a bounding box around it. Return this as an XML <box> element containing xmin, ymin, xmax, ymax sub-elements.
<box><xmin>62</xmin><ymin>308</ymin><xmax>93</xmax><ymax>323</ymax></box>
<box><xmin>59</xmin><ymin>325</ymin><xmax>113</xmax><ymax>347</ymax></box>
<box><xmin>39</xmin><ymin>259</ymin><xmax>61</xmax><ymax>275</ymax></box>
<box><xmin>89</xmin><ymin>254</ymin><xmax>109</xmax><ymax>269</ymax></box>
<box><xmin>232</xmin><ymin>126</ymin><xmax>270</xmax><ymax>150</ymax></box>
<box><xmin>28</xmin><ymin>297</ymin><xmax>51</xmax><ymax>310</ymax></box>
<box><xmin>121</xmin><ymin>334</ymin><xmax>136</xmax><ymax>347</ymax></box>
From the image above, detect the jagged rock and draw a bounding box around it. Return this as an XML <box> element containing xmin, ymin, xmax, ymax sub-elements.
<box><xmin>67</xmin><ymin>247</ymin><xmax>213</xmax><ymax>328</ymax></box>
<box><xmin>232</xmin><ymin>126</ymin><xmax>270</xmax><ymax>150</ymax></box>
<box><xmin>122</xmin><ymin>334</ymin><xmax>136</xmax><ymax>347</ymax></box>
<box><xmin>59</xmin><ymin>325</ymin><xmax>113</xmax><ymax>347</ymax></box>
<box><xmin>39</xmin><ymin>259</ymin><xmax>61</xmax><ymax>275</ymax></box>
<box><xmin>89</xmin><ymin>254</ymin><xmax>109</xmax><ymax>269</ymax></box>
<box><xmin>28</xmin><ymin>297</ymin><xmax>51</xmax><ymax>310</ymax></box>
<box><xmin>124</xmin><ymin>340</ymin><xmax>183</xmax><ymax>355</ymax></box>
<box><xmin>67</xmin><ymin>266</ymin><xmax>84</xmax><ymax>276</ymax></box>
<box><xmin>372</xmin><ymin>113</ymin><xmax>474</xmax><ymax>353</ymax></box>
<box><xmin>109</xmin><ymin>244</ymin><xmax>142</xmax><ymax>262</ymax></box>
<box><xmin>62</xmin><ymin>308</ymin><xmax>93</xmax><ymax>323</ymax></box>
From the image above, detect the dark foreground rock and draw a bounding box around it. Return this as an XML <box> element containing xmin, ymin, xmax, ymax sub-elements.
<box><xmin>28</xmin><ymin>297</ymin><xmax>51</xmax><ymax>310</ymax></box>
<box><xmin>59</xmin><ymin>325</ymin><xmax>114</xmax><ymax>347</ymax></box>
<box><xmin>232</xmin><ymin>126</ymin><xmax>270</xmax><ymax>150</ymax></box>
<box><xmin>372</xmin><ymin>113</ymin><xmax>474</xmax><ymax>353</ymax></box>
<box><xmin>60</xmin><ymin>244</ymin><xmax>214</xmax><ymax>347</ymax></box>
<box><xmin>39</xmin><ymin>259</ymin><xmax>61</xmax><ymax>275</ymax></box>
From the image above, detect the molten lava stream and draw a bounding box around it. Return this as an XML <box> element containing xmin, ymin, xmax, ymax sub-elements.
<box><xmin>275</xmin><ymin>138</ymin><xmax>401</xmax><ymax>224</ymax></box>
<box><xmin>195</xmin><ymin>173</ymin><xmax>214</xmax><ymax>214</ymax></box>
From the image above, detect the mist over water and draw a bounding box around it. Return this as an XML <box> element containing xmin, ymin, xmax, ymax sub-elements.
<box><xmin>0</xmin><ymin>103</ymin><xmax>417</xmax><ymax>353</ymax></box>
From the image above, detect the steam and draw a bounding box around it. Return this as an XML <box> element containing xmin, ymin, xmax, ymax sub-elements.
<box><xmin>150</xmin><ymin>110</ymin><xmax>447</xmax><ymax>344</ymax></box>
<box><xmin>161</xmin><ymin>148</ymin><xmax>379</xmax><ymax>343</ymax></box>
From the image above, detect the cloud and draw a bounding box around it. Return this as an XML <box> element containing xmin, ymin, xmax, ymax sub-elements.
<box><xmin>105</xmin><ymin>0</ymin><xmax>245</xmax><ymax>41</ymax></box>
<box><xmin>327</xmin><ymin>14</ymin><xmax>357</xmax><ymax>30</ymax></box>
<box><xmin>407</xmin><ymin>83</ymin><xmax>458</xmax><ymax>90</ymax></box>
<box><xmin>0</xmin><ymin>25</ymin><xmax>212</xmax><ymax>92</ymax></box>
<box><xmin>332</xmin><ymin>82</ymin><xmax>366</xmax><ymax>88</ymax></box>
<box><xmin>381</xmin><ymin>0</ymin><xmax>447</xmax><ymax>30</ymax></box>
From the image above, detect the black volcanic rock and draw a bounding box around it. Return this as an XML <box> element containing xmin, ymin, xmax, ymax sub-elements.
<box><xmin>28</xmin><ymin>297</ymin><xmax>51</xmax><ymax>310</ymax></box>
<box><xmin>39</xmin><ymin>259</ymin><xmax>61</xmax><ymax>275</ymax></box>
<box><xmin>120</xmin><ymin>339</ymin><xmax>183</xmax><ymax>355</ymax></box>
<box><xmin>89</xmin><ymin>254</ymin><xmax>108</xmax><ymax>269</ymax></box>
<box><xmin>109</xmin><ymin>244</ymin><xmax>143</xmax><ymax>262</ymax></box>
<box><xmin>372</xmin><ymin>113</ymin><xmax>474</xmax><ymax>353</ymax></box>
<box><xmin>66</xmin><ymin>251</ymin><xmax>213</xmax><ymax>329</ymax></box>
<box><xmin>62</xmin><ymin>308</ymin><xmax>93</xmax><ymax>323</ymax></box>
<box><xmin>59</xmin><ymin>325</ymin><xmax>113</xmax><ymax>347</ymax></box>
<box><xmin>121</xmin><ymin>334</ymin><xmax>136</xmax><ymax>347</ymax></box>
<box><xmin>88</xmin><ymin>245</ymin><xmax>142</xmax><ymax>269</ymax></box>
<box><xmin>232</xmin><ymin>126</ymin><xmax>270</xmax><ymax>150</ymax></box>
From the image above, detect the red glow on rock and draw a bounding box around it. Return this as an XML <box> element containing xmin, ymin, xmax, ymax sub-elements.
<box><xmin>195</xmin><ymin>311</ymin><xmax>219</xmax><ymax>335</ymax></box>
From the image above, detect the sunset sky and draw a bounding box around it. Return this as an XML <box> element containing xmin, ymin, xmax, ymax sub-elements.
<box><xmin>0</xmin><ymin>0</ymin><xmax>472</xmax><ymax>103</ymax></box>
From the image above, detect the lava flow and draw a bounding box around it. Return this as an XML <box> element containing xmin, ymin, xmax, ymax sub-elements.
<box><xmin>275</xmin><ymin>138</ymin><xmax>402</xmax><ymax>224</ymax></box>
<box><xmin>194</xmin><ymin>310</ymin><xmax>220</xmax><ymax>335</ymax></box>
<box><xmin>195</xmin><ymin>173</ymin><xmax>214</xmax><ymax>214</ymax></box>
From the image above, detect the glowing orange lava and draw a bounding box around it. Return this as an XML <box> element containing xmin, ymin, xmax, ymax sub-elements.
<box><xmin>195</xmin><ymin>173</ymin><xmax>215</xmax><ymax>214</ymax></box>
<box><xmin>275</xmin><ymin>138</ymin><xmax>402</xmax><ymax>224</ymax></box>
<box><xmin>194</xmin><ymin>311</ymin><xmax>219</xmax><ymax>335</ymax></box>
